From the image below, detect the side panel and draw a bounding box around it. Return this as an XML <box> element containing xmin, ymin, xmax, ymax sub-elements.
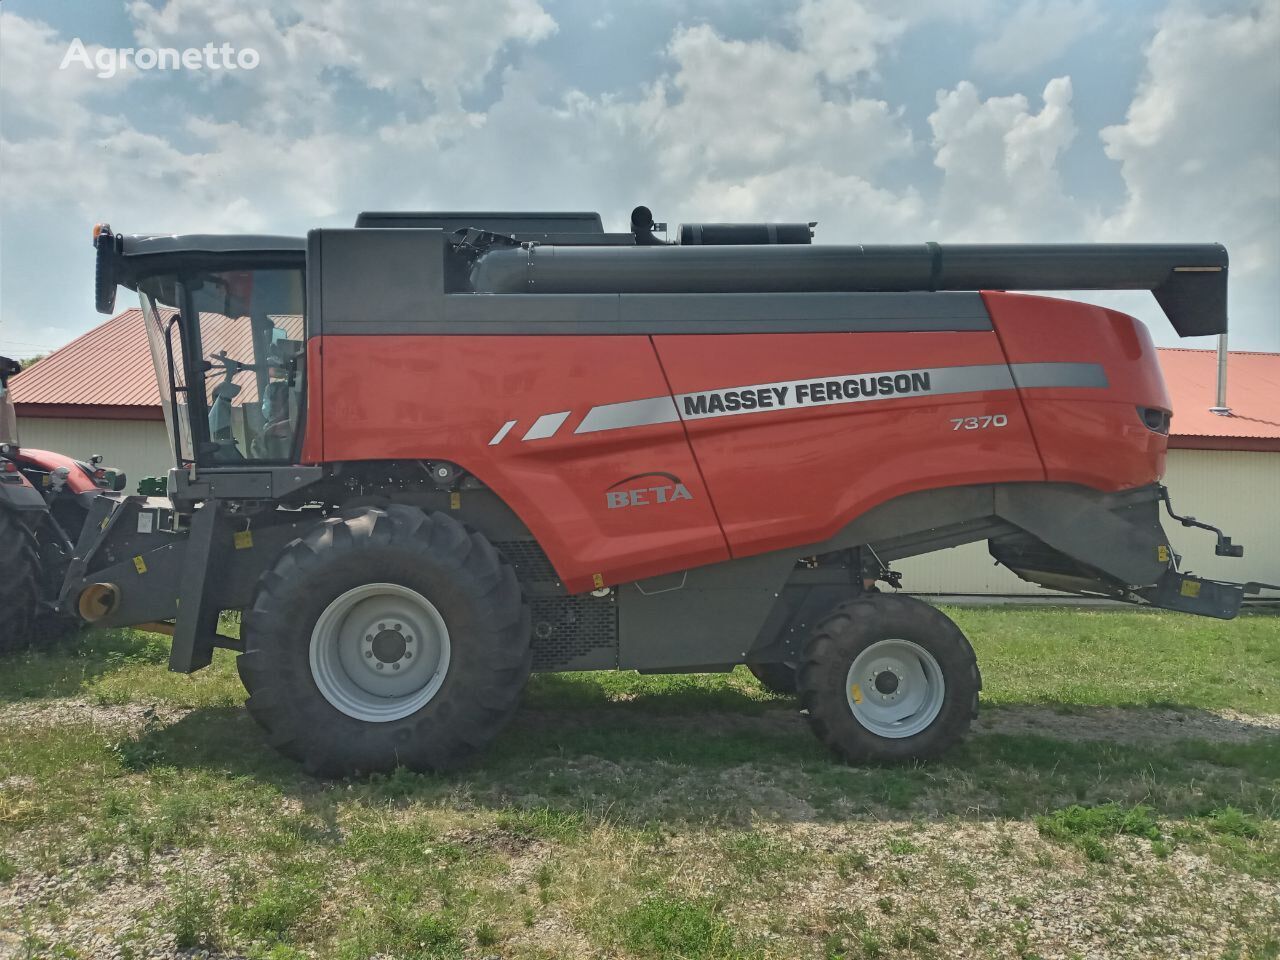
<box><xmin>315</xmin><ymin>334</ymin><xmax>729</xmax><ymax>591</ymax></box>
<box><xmin>652</xmin><ymin>331</ymin><xmax>1045</xmax><ymax>557</ymax></box>
<box><xmin>985</xmin><ymin>292</ymin><xmax>1170</xmax><ymax>491</ymax></box>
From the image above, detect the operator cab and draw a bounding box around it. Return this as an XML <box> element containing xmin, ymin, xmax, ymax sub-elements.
<box><xmin>95</xmin><ymin>225</ymin><xmax>307</xmax><ymax>469</ymax></box>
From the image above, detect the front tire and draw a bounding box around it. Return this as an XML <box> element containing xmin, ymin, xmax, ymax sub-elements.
<box><xmin>238</xmin><ymin>505</ymin><xmax>531</xmax><ymax>777</ymax></box>
<box><xmin>798</xmin><ymin>595</ymin><xmax>979</xmax><ymax>763</ymax></box>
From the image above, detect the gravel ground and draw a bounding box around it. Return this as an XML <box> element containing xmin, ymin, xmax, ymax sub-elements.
<box><xmin>1</xmin><ymin>697</ymin><xmax>1275</xmax><ymax>958</ymax></box>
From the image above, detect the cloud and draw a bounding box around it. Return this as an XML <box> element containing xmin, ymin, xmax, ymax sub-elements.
<box><xmin>972</xmin><ymin>0</ymin><xmax>1104</xmax><ymax>77</ymax></box>
<box><xmin>1100</xmin><ymin>0</ymin><xmax>1279</xmax><ymax>346</ymax></box>
<box><xmin>929</xmin><ymin>77</ymin><xmax>1080</xmax><ymax>238</ymax></box>
<box><xmin>126</xmin><ymin>0</ymin><xmax>557</xmax><ymax>122</ymax></box>
<box><xmin>1</xmin><ymin>0</ymin><xmax>1277</xmax><ymax>354</ymax></box>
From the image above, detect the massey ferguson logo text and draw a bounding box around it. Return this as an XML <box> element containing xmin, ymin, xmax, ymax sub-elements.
<box><xmin>680</xmin><ymin>370</ymin><xmax>932</xmax><ymax>419</ymax></box>
<box><xmin>606</xmin><ymin>472</ymin><xmax>693</xmax><ymax>509</ymax></box>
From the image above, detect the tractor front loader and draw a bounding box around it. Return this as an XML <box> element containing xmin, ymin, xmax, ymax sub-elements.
<box><xmin>28</xmin><ymin>208</ymin><xmax>1271</xmax><ymax>777</ymax></box>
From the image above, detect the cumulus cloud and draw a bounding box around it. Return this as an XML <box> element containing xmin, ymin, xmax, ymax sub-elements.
<box><xmin>972</xmin><ymin>0</ymin><xmax>1105</xmax><ymax>77</ymax></box>
<box><xmin>1099</xmin><ymin>0</ymin><xmax>1279</xmax><ymax>346</ymax></box>
<box><xmin>929</xmin><ymin>77</ymin><xmax>1080</xmax><ymax>238</ymax></box>
<box><xmin>1</xmin><ymin>0</ymin><xmax>1277</xmax><ymax>353</ymax></box>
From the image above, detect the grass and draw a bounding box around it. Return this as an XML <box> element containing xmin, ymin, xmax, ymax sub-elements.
<box><xmin>0</xmin><ymin>606</ymin><xmax>1276</xmax><ymax>957</ymax></box>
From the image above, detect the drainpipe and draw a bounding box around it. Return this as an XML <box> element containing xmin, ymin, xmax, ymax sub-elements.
<box><xmin>1209</xmin><ymin>332</ymin><xmax>1232</xmax><ymax>417</ymax></box>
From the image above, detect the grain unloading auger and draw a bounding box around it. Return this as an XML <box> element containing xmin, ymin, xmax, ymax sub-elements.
<box><xmin>25</xmin><ymin>206</ymin><xmax>1269</xmax><ymax>776</ymax></box>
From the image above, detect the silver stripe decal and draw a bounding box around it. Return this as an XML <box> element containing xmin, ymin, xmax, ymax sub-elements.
<box><xmin>522</xmin><ymin>410</ymin><xmax>571</xmax><ymax>441</ymax></box>
<box><xmin>1010</xmin><ymin>362</ymin><xmax>1108</xmax><ymax>389</ymax></box>
<box><xmin>492</xmin><ymin>361</ymin><xmax>1107</xmax><ymax>442</ymax></box>
<box><xmin>488</xmin><ymin>419</ymin><xmax>517</xmax><ymax>445</ymax></box>
<box><xmin>575</xmin><ymin>396</ymin><xmax>680</xmax><ymax>434</ymax></box>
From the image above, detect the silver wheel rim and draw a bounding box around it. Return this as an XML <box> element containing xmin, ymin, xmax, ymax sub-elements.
<box><xmin>845</xmin><ymin>639</ymin><xmax>946</xmax><ymax>739</ymax></box>
<box><xmin>309</xmin><ymin>583</ymin><xmax>451</xmax><ymax>722</ymax></box>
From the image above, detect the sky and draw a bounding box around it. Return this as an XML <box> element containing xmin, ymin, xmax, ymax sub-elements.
<box><xmin>0</xmin><ymin>0</ymin><xmax>1277</xmax><ymax>358</ymax></box>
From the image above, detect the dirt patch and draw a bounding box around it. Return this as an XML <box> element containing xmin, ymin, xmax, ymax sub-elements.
<box><xmin>975</xmin><ymin>704</ymin><xmax>1280</xmax><ymax>745</ymax></box>
<box><xmin>0</xmin><ymin>698</ymin><xmax>192</xmax><ymax>732</ymax></box>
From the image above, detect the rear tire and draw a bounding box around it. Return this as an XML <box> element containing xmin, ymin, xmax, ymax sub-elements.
<box><xmin>748</xmin><ymin>662</ymin><xmax>798</xmax><ymax>695</ymax></box>
<box><xmin>798</xmin><ymin>594</ymin><xmax>979</xmax><ymax>763</ymax></box>
<box><xmin>238</xmin><ymin>505</ymin><xmax>531</xmax><ymax>777</ymax></box>
<box><xmin>0</xmin><ymin>509</ymin><xmax>40</xmax><ymax>656</ymax></box>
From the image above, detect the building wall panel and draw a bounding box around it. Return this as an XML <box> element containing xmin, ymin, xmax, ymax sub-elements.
<box><xmin>16</xmin><ymin>417</ymin><xmax>173</xmax><ymax>482</ymax></box>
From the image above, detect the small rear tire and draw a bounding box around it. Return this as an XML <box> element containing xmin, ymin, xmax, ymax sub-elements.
<box><xmin>748</xmin><ymin>662</ymin><xmax>798</xmax><ymax>695</ymax></box>
<box><xmin>798</xmin><ymin>594</ymin><xmax>979</xmax><ymax>763</ymax></box>
<box><xmin>238</xmin><ymin>505</ymin><xmax>531</xmax><ymax>777</ymax></box>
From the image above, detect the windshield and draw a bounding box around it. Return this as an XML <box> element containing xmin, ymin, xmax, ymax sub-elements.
<box><xmin>139</xmin><ymin>266</ymin><xmax>305</xmax><ymax>467</ymax></box>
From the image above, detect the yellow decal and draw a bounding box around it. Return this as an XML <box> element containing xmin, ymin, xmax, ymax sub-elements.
<box><xmin>100</xmin><ymin>515</ymin><xmax>111</xmax><ymax>530</ymax></box>
<box><xmin>133</xmin><ymin>556</ymin><xmax>147</xmax><ymax>575</ymax></box>
<box><xmin>592</xmin><ymin>572</ymin><xmax>605</xmax><ymax>589</ymax></box>
<box><xmin>850</xmin><ymin>683</ymin><xmax>863</xmax><ymax>704</ymax></box>
<box><xmin>1180</xmin><ymin>579</ymin><xmax>1201</xmax><ymax>598</ymax></box>
<box><xmin>1157</xmin><ymin>545</ymin><xmax>1170</xmax><ymax>563</ymax></box>
<box><xmin>450</xmin><ymin>492</ymin><xmax>461</xmax><ymax>510</ymax></box>
<box><xmin>234</xmin><ymin>530</ymin><xmax>254</xmax><ymax>550</ymax></box>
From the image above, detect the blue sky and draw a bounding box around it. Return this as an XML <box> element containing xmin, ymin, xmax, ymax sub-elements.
<box><xmin>1</xmin><ymin>0</ymin><xmax>1276</xmax><ymax>357</ymax></box>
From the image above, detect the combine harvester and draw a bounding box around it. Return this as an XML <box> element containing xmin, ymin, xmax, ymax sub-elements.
<box><xmin>4</xmin><ymin>207</ymin><xmax>1270</xmax><ymax>776</ymax></box>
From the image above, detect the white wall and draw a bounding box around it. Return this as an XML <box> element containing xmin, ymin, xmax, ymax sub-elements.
<box><xmin>16</xmin><ymin>417</ymin><xmax>174</xmax><ymax>482</ymax></box>
<box><xmin>895</xmin><ymin>449</ymin><xmax>1280</xmax><ymax>594</ymax></box>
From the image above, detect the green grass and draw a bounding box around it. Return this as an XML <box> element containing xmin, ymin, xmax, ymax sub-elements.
<box><xmin>0</xmin><ymin>607</ymin><xmax>1276</xmax><ymax>957</ymax></box>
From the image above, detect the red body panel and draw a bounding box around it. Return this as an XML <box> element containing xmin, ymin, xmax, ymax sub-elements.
<box><xmin>984</xmin><ymin>293</ymin><xmax>1170</xmax><ymax>490</ymax></box>
<box><xmin>652</xmin><ymin>331</ymin><xmax>1045</xmax><ymax>556</ymax></box>
<box><xmin>309</xmin><ymin>294</ymin><xmax>1170</xmax><ymax>591</ymax></box>
<box><xmin>315</xmin><ymin>335</ymin><xmax>729</xmax><ymax>591</ymax></box>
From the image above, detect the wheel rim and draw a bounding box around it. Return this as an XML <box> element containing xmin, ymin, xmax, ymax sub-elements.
<box><xmin>309</xmin><ymin>583</ymin><xmax>451</xmax><ymax>722</ymax></box>
<box><xmin>845</xmin><ymin>639</ymin><xmax>946</xmax><ymax>739</ymax></box>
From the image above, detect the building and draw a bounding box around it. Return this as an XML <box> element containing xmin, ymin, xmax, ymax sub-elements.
<box><xmin>10</xmin><ymin>309</ymin><xmax>173</xmax><ymax>479</ymax></box>
<box><xmin>12</xmin><ymin>311</ymin><xmax>1278</xmax><ymax>594</ymax></box>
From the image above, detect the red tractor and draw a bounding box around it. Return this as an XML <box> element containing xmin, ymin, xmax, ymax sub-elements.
<box><xmin>0</xmin><ymin>356</ymin><xmax>127</xmax><ymax>652</ymax></box>
<box><xmin>16</xmin><ymin>209</ymin><xmax>1272</xmax><ymax>776</ymax></box>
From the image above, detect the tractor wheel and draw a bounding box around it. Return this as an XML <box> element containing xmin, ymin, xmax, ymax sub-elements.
<box><xmin>798</xmin><ymin>594</ymin><xmax>980</xmax><ymax>763</ymax></box>
<box><xmin>238</xmin><ymin>505</ymin><xmax>531</xmax><ymax>777</ymax></box>
<box><xmin>0</xmin><ymin>509</ymin><xmax>40</xmax><ymax>656</ymax></box>
<box><xmin>748</xmin><ymin>662</ymin><xmax>798</xmax><ymax>695</ymax></box>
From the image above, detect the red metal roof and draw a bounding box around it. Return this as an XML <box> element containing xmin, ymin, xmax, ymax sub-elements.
<box><xmin>1157</xmin><ymin>348</ymin><xmax>1280</xmax><ymax>448</ymax></box>
<box><xmin>12</xmin><ymin>311</ymin><xmax>1280</xmax><ymax>449</ymax></box>
<box><xmin>11</xmin><ymin>308</ymin><xmax>302</xmax><ymax>419</ymax></box>
<box><xmin>10</xmin><ymin>309</ymin><xmax>155</xmax><ymax>410</ymax></box>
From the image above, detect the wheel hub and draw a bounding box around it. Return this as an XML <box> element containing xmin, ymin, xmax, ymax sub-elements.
<box><xmin>846</xmin><ymin>639</ymin><xmax>946</xmax><ymax>739</ymax></box>
<box><xmin>310</xmin><ymin>583</ymin><xmax>451</xmax><ymax>722</ymax></box>
<box><xmin>369</xmin><ymin>628</ymin><xmax>410</xmax><ymax>664</ymax></box>
<box><xmin>873</xmin><ymin>670</ymin><xmax>900</xmax><ymax>695</ymax></box>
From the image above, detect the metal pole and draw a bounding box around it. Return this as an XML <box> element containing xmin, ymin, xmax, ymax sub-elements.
<box><xmin>1209</xmin><ymin>332</ymin><xmax>1231</xmax><ymax>416</ymax></box>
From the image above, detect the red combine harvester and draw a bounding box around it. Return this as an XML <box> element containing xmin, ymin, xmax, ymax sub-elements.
<box><xmin>17</xmin><ymin>208</ymin><xmax>1270</xmax><ymax>776</ymax></box>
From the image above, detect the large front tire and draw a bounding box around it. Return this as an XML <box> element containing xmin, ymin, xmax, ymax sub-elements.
<box><xmin>798</xmin><ymin>595</ymin><xmax>979</xmax><ymax>763</ymax></box>
<box><xmin>238</xmin><ymin>505</ymin><xmax>531</xmax><ymax>777</ymax></box>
